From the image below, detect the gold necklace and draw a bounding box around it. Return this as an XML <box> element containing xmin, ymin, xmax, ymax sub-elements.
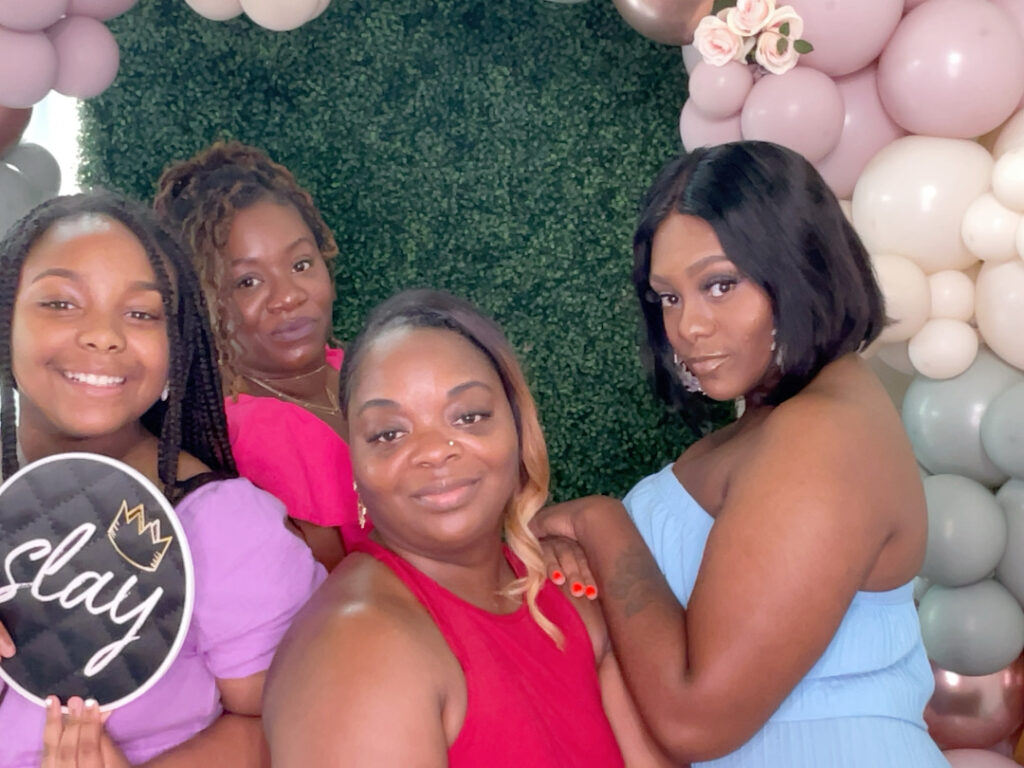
<box><xmin>244</xmin><ymin>370</ymin><xmax>340</xmax><ymax>416</ymax></box>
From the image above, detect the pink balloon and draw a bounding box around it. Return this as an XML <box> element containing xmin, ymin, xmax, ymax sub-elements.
<box><xmin>945</xmin><ymin>749</ymin><xmax>1020</xmax><ymax>768</ymax></box>
<box><xmin>739</xmin><ymin>67</ymin><xmax>844</xmax><ymax>162</ymax></box>
<box><xmin>925</xmin><ymin>657</ymin><xmax>1024</xmax><ymax>749</ymax></box>
<box><xmin>991</xmin><ymin>0</ymin><xmax>1024</xmax><ymax>111</ymax></box>
<box><xmin>878</xmin><ymin>0</ymin><xmax>1024</xmax><ymax>138</ymax></box>
<box><xmin>679</xmin><ymin>100</ymin><xmax>742</xmax><ymax>151</ymax></box>
<box><xmin>789</xmin><ymin>0</ymin><xmax>904</xmax><ymax>77</ymax></box>
<box><xmin>0</xmin><ymin>0</ymin><xmax>68</xmax><ymax>31</ymax></box>
<box><xmin>687</xmin><ymin>60</ymin><xmax>753</xmax><ymax>120</ymax></box>
<box><xmin>47</xmin><ymin>16</ymin><xmax>120</xmax><ymax>100</ymax></box>
<box><xmin>0</xmin><ymin>28</ymin><xmax>58</xmax><ymax>108</ymax></box>
<box><xmin>66</xmin><ymin>0</ymin><xmax>138</xmax><ymax>21</ymax></box>
<box><xmin>814</xmin><ymin>64</ymin><xmax>907</xmax><ymax>199</ymax></box>
<box><xmin>904</xmin><ymin>0</ymin><xmax>930</xmax><ymax>10</ymax></box>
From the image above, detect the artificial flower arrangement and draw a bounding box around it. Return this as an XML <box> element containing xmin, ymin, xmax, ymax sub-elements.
<box><xmin>694</xmin><ymin>0</ymin><xmax>813</xmax><ymax>75</ymax></box>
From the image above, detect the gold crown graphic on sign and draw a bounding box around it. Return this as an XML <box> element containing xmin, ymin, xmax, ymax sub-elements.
<box><xmin>106</xmin><ymin>500</ymin><xmax>174</xmax><ymax>573</ymax></box>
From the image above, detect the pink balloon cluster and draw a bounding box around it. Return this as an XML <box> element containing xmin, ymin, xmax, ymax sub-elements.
<box><xmin>680</xmin><ymin>0</ymin><xmax>1024</xmax><ymax>200</ymax></box>
<box><xmin>0</xmin><ymin>0</ymin><xmax>137</xmax><ymax>108</ymax></box>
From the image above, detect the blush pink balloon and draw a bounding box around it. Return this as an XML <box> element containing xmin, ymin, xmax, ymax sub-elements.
<box><xmin>66</xmin><ymin>0</ymin><xmax>139</xmax><ymax>20</ymax></box>
<box><xmin>47</xmin><ymin>16</ymin><xmax>120</xmax><ymax>99</ymax></box>
<box><xmin>878</xmin><ymin>0</ymin><xmax>1024</xmax><ymax>138</ymax></box>
<box><xmin>926</xmin><ymin>657</ymin><xmax>1024</xmax><ymax>749</ymax></box>
<box><xmin>679</xmin><ymin>100</ymin><xmax>742</xmax><ymax>151</ymax></box>
<box><xmin>740</xmin><ymin>66</ymin><xmax>844</xmax><ymax>162</ymax></box>
<box><xmin>687</xmin><ymin>60</ymin><xmax>753</xmax><ymax>120</ymax></box>
<box><xmin>0</xmin><ymin>28</ymin><xmax>59</xmax><ymax>108</ymax></box>
<box><xmin>991</xmin><ymin>0</ymin><xmax>1024</xmax><ymax>111</ymax></box>
<box><xmin>814</xmin><ymin>65</ymin><xmax>907</xmax><ymax>199</ymax></box>
<box><xmin>0</xmin><ymin>0</ymin><xmax>68</xmax><ymax>32</ymax></box>
<box><xmin>788</xmin><ymin>0</ymin><xmax>904</xmax><ymax>77</ymax></box>
<box><xmin>904</xmin><ymin>0</ymin><xmax>930</xmax><ymax>10</ymax></box>
<box><xmin>945</xmin><ymin>749</ymin><xmax>1021</xmax><ymax>768</ymax></box>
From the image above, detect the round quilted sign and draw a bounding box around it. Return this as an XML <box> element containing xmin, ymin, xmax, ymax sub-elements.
<box><xmin>0</xmin><ymin>453</ymin><xmax>193</xmax><ymax>710</ymax></box>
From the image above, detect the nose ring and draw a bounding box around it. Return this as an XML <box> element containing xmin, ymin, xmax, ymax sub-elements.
<box><xmin>448</xmin><ymin>440</ymin><xmax>455</xmax><ymax>447</ymax></box>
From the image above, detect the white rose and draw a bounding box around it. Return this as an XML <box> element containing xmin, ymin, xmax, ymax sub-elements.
<box><xmin>754</xmin><ymin>6</ymin><xmax>805</xmax><ymax>75</ymax></box>
<box><xmin>694</xmin><ymin>14</ymin><xmax>746</xmax><ymax>67</ymax></box>
<box><xmin>725</xmin><ymin>0</ymin><xmax>776</xmax><ymax>37</ymax></box>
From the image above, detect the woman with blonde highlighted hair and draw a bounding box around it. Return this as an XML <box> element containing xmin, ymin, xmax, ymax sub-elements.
<box><xmin>263</xmin><ymin>289</ymin><xmax>672</xmax><ymax>768</ymax></box>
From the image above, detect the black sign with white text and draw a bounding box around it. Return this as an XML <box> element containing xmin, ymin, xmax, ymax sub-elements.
<box><xmin>0</xmin><ymin>453</ymin><xmax>193</xmax><ymax>710</ymax></box>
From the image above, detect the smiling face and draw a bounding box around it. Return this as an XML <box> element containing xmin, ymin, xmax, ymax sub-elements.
<box><xmin>221</xmin><ymin>199</ymin><xmax>335</xmax><ymax>377</ymax></box>
<box><xmin>11</xmin><ymin>216</ymin><xmax>170</xmax><ymax>445</ymax></box>
<box><xmin>649</xmin><ymin>212</ymin><xmax>776</xmax><ymax>401</ymax></box>
<box><xmin>347</xmin><ymin>326</ymin><xmax>521</xmax><ymax>559</ymax></box>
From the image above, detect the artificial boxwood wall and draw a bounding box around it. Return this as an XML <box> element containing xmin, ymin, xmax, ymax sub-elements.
<box><xmin>81</xmin><ymin>0</ymin><xmax>726</xmax><ymax>500</ymax></box>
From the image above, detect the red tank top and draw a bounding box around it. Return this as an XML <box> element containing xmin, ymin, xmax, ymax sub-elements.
<box><xmin>350</xmin><ymin>539</ymin><xmax>625</xmax><ymax>768</ymax></box>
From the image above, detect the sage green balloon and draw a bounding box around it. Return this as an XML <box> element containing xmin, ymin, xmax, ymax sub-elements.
<box><xmin>902</xmin><ymin>349</ymin><xmax>1024</xmax><ymax>487</ymax></box>
<box><xmin>921</xmin><ymin>474</ymin><xmax>1007</xmax><ymax>587</ymax></box>
<box><xmin>982</xmin><ymin>382</ymin><xmax>1024</xmax><ymax>479</ymax></box>
<box><xmin>995</xmin><ymin>479</ymin><xmax>1024</xmax><ymax>607</ymax></box>
<box><xmin>918</xmin><ymin>579</ymin><xmax>1024</xmax><ymax>676</ymax></box>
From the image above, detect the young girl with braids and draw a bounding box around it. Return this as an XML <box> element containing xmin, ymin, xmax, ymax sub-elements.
<box><xmin>0</xmin><ymin>190</ymin><xmax>324</xmax><ymax>767</ymax></box>
<box><xmin>153</xmin><ymin>142</ymin><xmax>355</xmax><ymax>570</ymax></box>
<box><xmin>263</xmin><ymin>289</ymin><xmax>674</xmax><ymax>768</ymax></box>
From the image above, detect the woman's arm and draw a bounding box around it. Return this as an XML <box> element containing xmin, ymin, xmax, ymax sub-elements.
<box><xmin>536</xmin><ymin>400</ymin><xmax>900</xmax><ymax>762</ymax></box>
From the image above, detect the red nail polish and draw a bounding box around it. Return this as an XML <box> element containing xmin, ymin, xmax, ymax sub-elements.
<box><xmin>571</xmin><ymin>582</ymin><xmax>584</xmax><ymax>596</ymax></box>
<box><xmin>585</xmin><ymin>585</ymin><xmax>598</xmax><ymax>599</ymax></box>
<box><xmin>551</xmin><ymin>570</ymin><xmax>564</xmax><ymax>584</ymax></box>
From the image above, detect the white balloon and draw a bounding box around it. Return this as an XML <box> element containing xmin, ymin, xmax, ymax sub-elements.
<box><xmin>993</xmin><ymin>148</ymin><xmax>1024</xmax><ymax>212</ymax></box>
<box><xmin>994</xmin><ymin>108</ymin><xmax>1024</xmax><ymax>159</ymax></box>
<box><xmin>871</xmin><ymin>253</ymin><xmax>931</xmax><ymax>343</ymax></box>
<box><xmin>907</xmin><ymin>318</ymin><xmax>979</xmax><ymax>380</ymax></box>
<box><xmin>976</xmin><ymin>259</ymin><xmax>1024</xmax><ymax>370</ymax></box>
<box><xmin>852</xmin><ymin>136</ymin><xmax>991</xmax><ymax>273</ymax></box>
<box><xmin>961</xmin><ymin>192</ymin><xmax>1022</xmax><ymax>262</ymax></box>
<box><xmin>928</xmin><ymin>270</ymin><xmax>975</xmax><ymax>321</ymax></box>
<box><xmin>241</xmin><ymin>0</ymin><xmax>319</xmax><ymax>30</ymax></box>
<box><xmin>184</xmin><ymin>0</ymin><xmax>242</xmax><ymax>21</ymax></box>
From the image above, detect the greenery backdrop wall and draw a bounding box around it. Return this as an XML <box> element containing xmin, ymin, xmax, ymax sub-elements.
<box><xmin>80</xmin><ymin>0</ymin><xmax>724</xmax><ymax>500</ymax></box>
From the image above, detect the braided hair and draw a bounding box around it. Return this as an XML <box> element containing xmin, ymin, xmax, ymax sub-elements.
<box><xmin>153</xmin><ymin>141</ymin><xmax>338</xmax><ymax>396</ymax></box>
<box><xmin>0</xmin><ymin>189</ymin><xmax>237</xmax><ymax>504</ymax></box>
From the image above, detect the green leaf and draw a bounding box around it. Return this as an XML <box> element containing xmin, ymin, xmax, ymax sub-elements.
<box><xmin>779</xmin><ymin>21</ymin><xmax>790</xmax><ymax>36</ymax></box>
<box><xmin>711</xmin><ymin>0</ymin><xmax>737</xmax><ymax>13</ymax></box>
<box><xmin>776</xmin><ymin>37</ymin><xmax>789</xmax><ymax>55</ymax></box>
<box><xmin>794</xmin><ymin>39</ymin><xmax>814</xmax><ymax>54</ymax></box>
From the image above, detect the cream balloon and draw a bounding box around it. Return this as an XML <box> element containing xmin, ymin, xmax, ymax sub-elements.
<box><xmin>994</xmin><ymin>109</ymin><xmax>1024</xmax><ymax>159</ymax></box>
<box><xmin>908</xmin><ymin>319</ymin><xmax>979</xmax><ymax>380</ymax></box>
<box><xmin>852</xmin><ymin>136</ymin><xmax>992</xmax><ymax>273</ymax></box>
<box><xmin>976</xmin><ymin>259</ymin><xmax>1024</xmax><ymax>370</ymax></box>
<box><xmin>929</xmin><ymin>270</ymin><xmax>975</xmax><ymax>322</ymax></box>
<box><xmin>961</xmin><ymin>192</ymin><xmax>1022</xmax><ymax>263</ymax></box>
<box><xmin>871</xmin><ymin>253</ymin><xmax>931</xmax><ymax>343</ymax></box>
<box><xmin>1018</xmin><ymin>217</ymin><xmax>1024</xmax><ymax>259</ymax></box>
<box><xmin>240</xmin><ymin>0</ymin><xmax>320</xmax><ymax>30</ymax></box>
<box><xmin>184</xmin><ymin>0</ymin><xmax>242</xmax><ymax>21</ymax></box>
<box><xmin>992</xmin><ymin>148</ymin><xmax>1024</xmax><ymax>213</ymax></box>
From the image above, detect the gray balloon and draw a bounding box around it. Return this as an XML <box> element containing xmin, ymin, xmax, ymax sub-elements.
<box><xmin>921</xmin><ymin>474</ymin><xmax>1007</xmax><ymax>587</ymax></box>
<box><xmin>2</xmin><ymin>142</ymin><xmax>60</xmax><ymax>201</ymax></box>
<box><xmin>0</xmin><ymin>163</ymin><xmax>36</xmax><ymax>238</ymax></box>
<box><xmin>982</xmin><ymin>382</ymin><xmax>1024</xmax><ymax>480</ymax></box>
<box><xmin>912</xmin><ymin>575</ymin><xmax>932</xmax><ymax>604</ymax></box>
<box><xmin>995</xmin><ymin>479</ymin><xmax>1024</xmax><ymax>607</ymax></box>
<box><xmin>902</xmin><ymin>349</ymin><xmax>1024</xmax><ymax>487</ymax></box>
<box><xmin>918</xmin><ymin>579</ymin><xmax>1024</xmax><ymax>676</ymax></box>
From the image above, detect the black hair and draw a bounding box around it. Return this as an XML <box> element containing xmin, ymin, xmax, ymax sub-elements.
<box><xmin>632</xmin><ymin>141</ymin><xmax>885</xmax><ymax>430</ymax></box>
<box><xmin>0</xmin><ymin>189</ymin><xmax>237</xmax><ymax>503</ymax></box>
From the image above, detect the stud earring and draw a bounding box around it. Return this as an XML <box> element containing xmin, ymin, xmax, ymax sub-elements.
<box><xmin>160</xmin><ymin>382</ymin><xmax>169</xmax><ymax>402</ymax></box>
<box><xmin>770</xmin><ymin>328</ymin><xmax>777</xmax><ymax>353</ymax></box>
<box><xmin>448</xmin><ymin>440</ymin><xmax>455</xmax><ymax>447</ymax></box>
<box><xmin>673</xmin><ymin>353</ymin><xmax>703</xmax><ymax>394</ymax></box>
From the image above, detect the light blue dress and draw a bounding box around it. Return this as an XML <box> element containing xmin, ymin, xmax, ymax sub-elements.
<box><xmin>624</xmin><ymin>464</ymin><xmax>949</xmax><ymax>768</ymax></box>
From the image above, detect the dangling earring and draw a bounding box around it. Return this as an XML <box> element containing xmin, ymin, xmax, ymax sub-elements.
<box><xmin>673</xmin><ymin>353</ymin><xmax>703</xmax><ymax>394</ymax></box>
<box><xmin>770</xmin><ymin>329</ymin><xmax>783</xmax><ymax>368</ymax></box>
<box><xmin>354</xmin><ymin>481</ymin><xmax>367</xmax><ymax>530</ymax></box>
<box><xmin>160</xmin><ymin>382</ymin><xmax>169</xmax><ymax>402</ymax></box>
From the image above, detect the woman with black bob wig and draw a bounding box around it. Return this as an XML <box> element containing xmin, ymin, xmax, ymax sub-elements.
<box><xmin>533</xmin><ymin>142</ymin><xmax>946</xmax><ymax>766</ymax></box>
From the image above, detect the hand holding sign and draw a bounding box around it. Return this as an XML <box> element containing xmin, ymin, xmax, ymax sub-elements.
<box><xmin>0</xmin><ymin>453</ymin><xmax>193</xmax><ymax>711</ymax></box>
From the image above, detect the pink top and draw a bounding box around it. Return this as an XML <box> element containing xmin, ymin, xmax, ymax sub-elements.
<box><xmin>350</xmin><ymin>539</ymin><xmax>625</xmax><ymax>768</ymax></box>
<box><xmin>225</xmin><ymin>348</ymin><xmax>362</xmax><ymax>546</ymax></box>
<box><xmin>0</xmin><ymin>478</ymin><xmax>326</xmax><ymax>767</ymax></box>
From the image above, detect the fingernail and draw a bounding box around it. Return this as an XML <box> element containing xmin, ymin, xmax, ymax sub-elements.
<box><xmin>571</xmin><ymin>581</ymin><xmax>584</xmax><ymax>597</ymax></box>
<box><xmin>84</xmin><ymin>699</ymin><xmax>97</xmax><ymax>709</ymax></box>
<box><xmin>585</xmin><ymin>585</ymin><xmax>598</xmax><ymax>600</ymax></box>
<box><xmin>45</xmin><ymin>696</ymin><xmax>56</xmax><ymax>708</ymax></box>
<box><xmin>551</xmin><ymin>570</ymin><xmax>565</xmax><ymax>585</ymax></box>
